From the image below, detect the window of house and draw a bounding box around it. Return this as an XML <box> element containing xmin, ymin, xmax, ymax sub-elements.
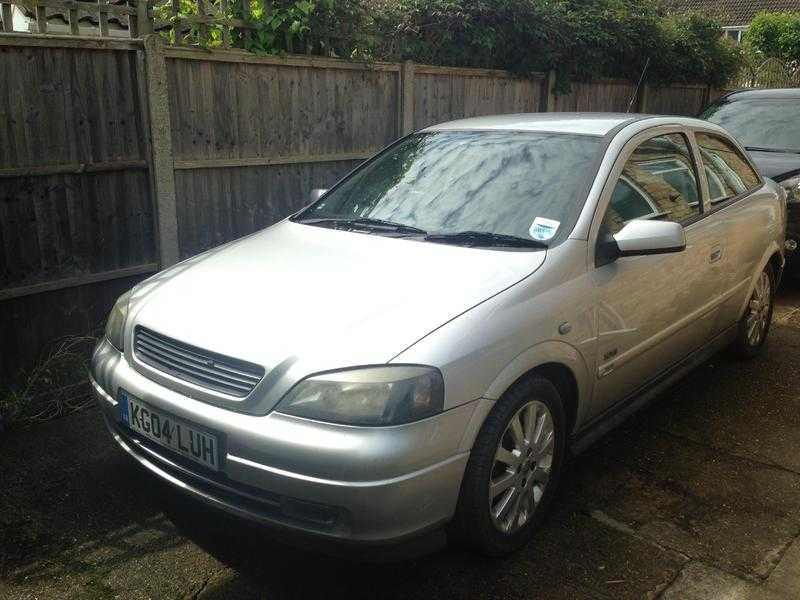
<box><xmin>695</xmin><ymin>133</ymin><xmax>761</xmax><ymax>204</ymax></box>
<box><xmin>722</xmin><ymin>27</ymin><xmax>747</xmax><ymax>44</ymax></box>
<box><xmin>600</xmin><ymin>133</ymin><xmax>701</xmax><ymax>235</ymax></box>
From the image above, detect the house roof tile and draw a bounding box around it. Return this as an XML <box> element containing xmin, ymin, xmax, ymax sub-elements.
<box><xmin>667</xmin><ymin>0</ymin><xmax>800</xmax><ymax>26</ymax></box>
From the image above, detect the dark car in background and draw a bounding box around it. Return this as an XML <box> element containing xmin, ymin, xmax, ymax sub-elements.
<box><xmin>700</xmin><ymin>88</ymin><xmax>800</xmax><ymax>272</ymax></box>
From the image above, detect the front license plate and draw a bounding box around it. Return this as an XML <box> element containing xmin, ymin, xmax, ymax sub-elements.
<box><xmin>119</xmin><ymin>390</ymin><xmax>220</xmax><ymax>471</ymax></box>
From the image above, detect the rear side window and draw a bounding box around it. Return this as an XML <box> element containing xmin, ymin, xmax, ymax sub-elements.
<box><xmin>695</xmin><ymin>133</ymin><xmax>760</xmax><ymax>204</ymax></box>
<box><xmin>601</xmin><ymin>133</ymin><xmax>700</xmax><ymax>235</ymax></box>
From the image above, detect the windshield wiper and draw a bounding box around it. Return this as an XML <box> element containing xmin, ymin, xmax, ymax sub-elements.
<box><xmin>745</xmin><ymin>146</ymin><xmax>800</xmax><ymax>155</ymax></box>
<box><xmin>295</xmin><ymin>217</ymin><xmax>427</xmax><ymax>235</ymax></box>
<box><xmin>424</xmin><ymin>230</ymin><xmax>548</xmax><ymax>249</ymax></box>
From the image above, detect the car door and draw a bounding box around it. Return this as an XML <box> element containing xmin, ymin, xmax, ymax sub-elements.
<box><xmin>693</xmin><ymin>131</ymin><xmax>766</xmax><ymax>332</ymax></box>
<box><xmin>588</xmin><ymin>128</ymin><xmax>725</xmax><ymax>417</ymax></box>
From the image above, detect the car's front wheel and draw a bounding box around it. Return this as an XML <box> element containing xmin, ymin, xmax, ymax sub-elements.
<box><xmin>732</xmin><ymin>263</ymin><xmax>775</xmax><ymax>358</ymax></box>
<box><xmin>450</xmin><ymin>375</ymin><xmax>566</xmax><ymax>556</ymax></box>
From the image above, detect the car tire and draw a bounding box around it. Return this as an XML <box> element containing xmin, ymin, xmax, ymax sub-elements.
<box><xmin>449</xmin><ymin>374</ymin><xmax>566</xmax><ymax>556</ymax></box>
<box><xmin>731</xmin><ymin>263</ymin><xmax>775</xmax><ymax>359</ymax></box>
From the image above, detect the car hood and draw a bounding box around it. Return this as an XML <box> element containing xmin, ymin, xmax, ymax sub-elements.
<box><xmin>126</xmin><ymin>220</ymin><xmax>546</xmax><ymax>412</ymax></box>
<box><xmin>748</xmin><ymin>150</ymin><xmax>800</xmax><ymax>182</ymax></box>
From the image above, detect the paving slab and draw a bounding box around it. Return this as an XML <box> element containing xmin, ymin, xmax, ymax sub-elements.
<box><xmin>661</xmin><ymin>562</ymin><xmax>783</xmax><ymax>600</ymax></box>
<box><xmin>766</xmin><ymin>537</ymin><xmax>800</xmax><ymax>598</ymax></box>
<box><xmin>624</xmin><ymin>325</ymin><xmax>800</xmax><ymax>475</ymax></box>
<box><xmin>565</xmin><ymin>413</ymin><xmax>800</xmax><ymax>579</ymax></box>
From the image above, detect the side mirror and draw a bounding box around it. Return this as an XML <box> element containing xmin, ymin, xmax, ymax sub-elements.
<box><xmin>310</xmin><ymin>188</ymin><xmax>328</xmax><ymax>202</ymax></box>
<box><xmin>612</xmin><ymin>219</ymin><xmax>686</xmax><ymax>258</ymax></box>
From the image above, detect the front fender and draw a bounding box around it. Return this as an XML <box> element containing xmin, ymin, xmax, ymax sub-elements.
<box><xmin>483</xmin><ymin>340</ymin><xmax>592</xmax><ymax>434</ymax></box>
<box><xmin>484</xmin><ymin>340</ymin><xmax>590</xmax><ymax>400</ymax></box>
<box><xmin>453</xmin><ymin>340</ymin><xmax>592</xmax><ymax>453</ymax></box>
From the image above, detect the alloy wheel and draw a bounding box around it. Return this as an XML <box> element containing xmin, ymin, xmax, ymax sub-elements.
<box><xmin>489</xmin><ymin>400</ymin><xmax>555</xmax><ymax>534</ymax></box>
<box><xmin>746</xmin><ymin>271</ymin><xmax>771</xmax><ymax>347</ymax></box>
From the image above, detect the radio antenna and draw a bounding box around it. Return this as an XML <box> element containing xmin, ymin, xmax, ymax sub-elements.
<box><xmin>627</xmin><ymin>57</ymin><xmax>651</xmax><ymax>113</ymax></box>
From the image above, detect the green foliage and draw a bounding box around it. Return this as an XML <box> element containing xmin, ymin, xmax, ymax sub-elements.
<box><xmin>237</xmin><ymin>0</ymin><xmax>318</xmax><ymax>53</ymax></box>
<box><xmin>648</xmin><ymin>12</ymin><xmax>742</xmax><ymax>88</ymax></box>
<box><xmin>158</xmin><ymin>0</ymin><xmax>742</xmax><ymax>86</ymax></box>
<box><xmin>744</xmin><ymin>11</ymin><xmax>800</xmax><ymax>62</ymax></box>
<box><xmin>364</xmin><ymin>0</ymin><xmax>740</xmax><ymax>86</ymax></box>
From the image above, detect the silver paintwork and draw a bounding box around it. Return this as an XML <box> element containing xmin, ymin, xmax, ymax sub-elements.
<box><xmin>91</xmin><ymin>113</ymin><xmax>786</xmax><ymax>544</ymax></box>
<box><xmin>423</xmin><ymin>112</ymin><xmax>634</xmax><ymax>136</ymax></box>
<box><xmin>613</xmin><ymin>220</ymin><xmax>686</xmax><ymax>256</ymax></box>
<box><xmin>490</xmin><ymin>400</ymin><xmax>554</xmax><ymax>533</ymax></box>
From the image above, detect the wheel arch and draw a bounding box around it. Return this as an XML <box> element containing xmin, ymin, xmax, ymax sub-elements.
<box><xmin>527</xmin><ymin>363</ymin><xmax>579</xmax><ymax>436</ymax></box>
<box><xmin>769</xmin><ymin>251</ymin><xmax>784</xmax><ymax>286</ymax></box>
<box><xmin>738</xmin><ymin>243</ymin><xmax>784</xmax><ymax>320</ymax></box>
<box><xmin>483</xmin><ymin>341</ymin><xmax>590</xmax><ymax>437</ymax></box>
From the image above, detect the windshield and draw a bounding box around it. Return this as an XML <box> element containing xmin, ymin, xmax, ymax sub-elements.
<box><xmin>701</xmin><ymin>99</ymin><xmax>800</xmax><ymax>153</ymax></box>
<box><xmin>294</xmin><ymin>131</ymin><xmax>605</xmax><ymax>246</ymax></box>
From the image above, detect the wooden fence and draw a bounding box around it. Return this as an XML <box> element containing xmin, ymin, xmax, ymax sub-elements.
<box><xmin>0</xmin><ymin>30</ymin><xmax>722</xmax><ymax>382</ymax></box>
<box><xmin>733</xmin><ymin>57</ymin><xmax>800</xmax><ymax>89</ymax></box>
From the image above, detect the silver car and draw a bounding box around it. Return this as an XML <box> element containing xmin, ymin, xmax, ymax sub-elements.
<box><xmin>90</xmin><ymin>113</ymin><xmax>786</xmax><ymax>556</ymax></box>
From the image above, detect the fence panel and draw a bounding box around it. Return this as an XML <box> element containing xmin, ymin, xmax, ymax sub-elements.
<box><xmin>0</xmin><ymin>37</ymin><xmax>156</xmax><ymax>380</ymax></box>
<box><xmin>553</xmin><ymin>79</ymin><xmax>638</xmax><ymax>112</ymax></box>
<box><xmin>172</xmin><ymin>160</ymin><xmax>363</xmax><ymax>257</ymax></box>
<box><xmin>0</xmin><ymin>41</ymin><xmax>157</xmax><ymax>293</ymax></box>
<box><xmin>412</xmin><ymin>66</ymin><xmax>546</xmax><ymax>131</ymax></box>
<box><xmin>644</xmin><ymin>85</ymin><xmax>708</xmax><ymax>116</ymax></box>
<box><xmin>163</xmin><ymin>49</ymin><xmax>401</xmax><ymax>257</ymax></box>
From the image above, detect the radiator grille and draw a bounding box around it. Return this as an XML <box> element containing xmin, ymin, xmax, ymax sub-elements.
<box><xmin>134</xmin><ymin>327</ymin><xmax>264</xmax><ymax>397</ymax></box>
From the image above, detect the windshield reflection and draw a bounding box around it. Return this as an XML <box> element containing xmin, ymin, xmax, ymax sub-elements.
<box><xmin>295</xmin><ymin>131</ymin><xmax>604</xmax><ymax>246</ymax></box>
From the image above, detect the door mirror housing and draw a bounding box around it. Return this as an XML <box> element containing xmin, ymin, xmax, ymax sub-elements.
<box><xmin>612</xmin><ymin>219</ymin><xmax>686</xmax><ymax>258</ymax></box>
<box><xmin>310</xmin><ymin>188</ymin><xmax>328</xmax><ymax>203</ymax></box>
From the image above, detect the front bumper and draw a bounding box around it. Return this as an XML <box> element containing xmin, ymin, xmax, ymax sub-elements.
<box><xmin>90</xmin><ymin>339</ymin><xmax>482</xmax><ymax>544</ymax></box>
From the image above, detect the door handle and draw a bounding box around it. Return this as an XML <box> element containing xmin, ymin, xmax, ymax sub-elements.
<box><xmin>709</xmin><ymin>247</ymin><xmax>722</xmax><ymax>263</ymax></box>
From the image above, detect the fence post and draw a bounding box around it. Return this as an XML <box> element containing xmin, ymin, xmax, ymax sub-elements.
<box><xmin>1</xmin><ymin>3</ymin><xmax>14</xmax><ymax>32</ymax></box>
<box><xmin>637</xmin><ymin>83</ymin><xmax>650</xmax><ymax>113</ymax></box>
<box><xmin>399</xmin><ymin>60</ymin><xmax>415</xmax><ymax>135</ymax></box>
<box><xmin>703</xmin><ymin>84</ymin><xmax>718</xmax><ymax>109</ymax></box>
<box><xmin>143</xmin><ymin>34</ymin><xmax>180</xmax><ymax>267</ymax></box>
<box><xmin>136</xmin><ymin>0</ymin><xmax>153</xmax><ymax>36</ymax></box>
<box><xmin>545</xmin><ymin>70</ymin><xmax>557</xmax><ymax>112</ymax></box>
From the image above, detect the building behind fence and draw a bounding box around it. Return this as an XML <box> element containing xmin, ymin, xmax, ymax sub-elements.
<box><xmin>0</xmin><ymin>1</ymin><xmax>726</xmax><ymax>382</ymax></box>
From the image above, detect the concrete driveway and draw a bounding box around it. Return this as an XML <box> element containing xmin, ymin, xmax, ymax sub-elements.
<box><xmin>3</xmin><ymin>287</ymin><xmax>800</xmax><ymax>600</ymax></box>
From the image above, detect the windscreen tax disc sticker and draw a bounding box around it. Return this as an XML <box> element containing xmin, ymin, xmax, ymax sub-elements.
<box><xmin>529</xmin><ymin>217</ymin><xmax>560</xmax><ymax>241</ymax></box>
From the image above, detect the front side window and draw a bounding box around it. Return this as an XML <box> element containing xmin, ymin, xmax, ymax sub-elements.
<box><xmin>295</xmin><ymin>131</ymin><xmax>605</xmax><ymax>246</ymax></box>
<box><xmin>601</xmin><ymin>133</ymin><xmax>701</xmax><ymax>235</ymax></box>
<box><xmin>695</xmin><ymin>133</ymin><xmax>760</xmax><ymax>204</ymax></box>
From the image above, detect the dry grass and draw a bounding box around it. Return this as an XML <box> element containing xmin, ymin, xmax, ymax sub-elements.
<box><xmin>0</xmin><ymin>335</ymin><xmax>98</xmax><ymax>430</ymax></box>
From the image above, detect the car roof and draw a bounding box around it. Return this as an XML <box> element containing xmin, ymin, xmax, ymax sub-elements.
<box><xmin>422</xmin><ymin>113</ymin><xmax>641</xmax><ymax>136</ymax></box>
<box><xmin>720</xmin><ymin>88</ymin><xmax>800</xmax><ymax>101</ymax></box>
<box><xmin>420</xmin><ymin>112</ymin><xmax>722</xmax><ymax>136</ymax></box>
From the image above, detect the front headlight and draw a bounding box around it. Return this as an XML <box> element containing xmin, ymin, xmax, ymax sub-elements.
<box><xmin>105</xmin><ymin>290</ymin><xmax>132</xmax><ymax>351</ymax></box>
<box><xmin>276</xmin><ymin>366</ymin><xmax>444</xmax><ymax>426</ymax></box>
<box><xmin>780</xmin><ymin>175</ymin><xmax>800</xmax><ymax>204</ymax></box>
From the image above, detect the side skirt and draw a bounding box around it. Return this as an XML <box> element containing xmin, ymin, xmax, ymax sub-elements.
<box><xmin>569</xmin><ymin>324</ymin><xmax>738</xmax><ymax>455</ymax></box>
